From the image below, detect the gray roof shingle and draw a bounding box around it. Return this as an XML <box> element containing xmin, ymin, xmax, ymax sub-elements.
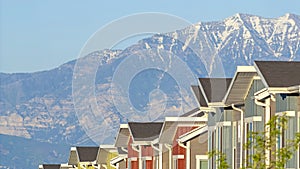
<box><xmin>76</xmin><ymin>146</ymin><xmax>99</xmax><ymax>162</ymax></box>
<box><xmin>128</xmin><ymin>122</ymin><xmax>163</xmax><ymax>141</ymax></box>
<box><xmin>191</xmin><ymin>85</ymin><xmax>208</xmax><ymax>107</ymax></box>
<box><xmin>199</xmin><ymin>78</ymin><xmax>232</xmax><ymax>103</ymax></box>
<box><xmin>255</xmin><ymin>61</ymin><xmax>300</xmax><ymax>87</ymax></box>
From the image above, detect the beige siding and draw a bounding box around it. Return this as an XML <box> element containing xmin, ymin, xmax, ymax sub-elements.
<box><xmin>162</xmin><ymin>150</ymin><xmax>169</xmax><ymax>169</ymax></box>
<box><xmin>119</xmin><ymin>160</ymin><xmax>126</xmax><ymax>169</ymax></box>
<box><xmin>190</xmin><ymin>132</ymin><xmax>208</xmax><ymax>169</ymax></box>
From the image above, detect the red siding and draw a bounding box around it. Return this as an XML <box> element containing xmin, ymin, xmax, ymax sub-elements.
<box><xmin>141</xmin><ymin>145</ymin><xmax>153</xmax><ymax>156</ymax></box>
<box><xmin>172</xmin><ymin>126</ymin><xmax>196</xmax><ymax>155</ymax></box>
<box><xmin>131</xmin><ymin>160</ymin><xmax>138</xmax><ymax>169</ymax></box>
<box><xmin>128</xmin><ymin>137</ymin><xmax>138</xmax><ymax>158</ymax></box>
<box><xmin>172</xmin><ymin>126</ymin><xmax>197</xmax><ymax>169</ymax></box>
<box><xmin>146</xmin><ymin>160</ymin><xmax>152</xmax><ymax>169</ymax></box>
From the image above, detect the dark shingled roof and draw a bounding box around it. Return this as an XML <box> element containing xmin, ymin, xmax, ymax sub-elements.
<box><xmin>255</xmin><ymin>61</ymin><xmax>300</xmax><ymax>87</ymax></box>
<box><xmin>76</xmin><ymin>147</ymin><xmax>99</xmax><ymax>162</ymax></box>
<box><xmin>42</xmin><ymin>164</ymin><xmax>61</xmax><ymax>169</ymax></box>
<box><xmin>128</xmin><ymin>122</ymin><xmax>163</xmax><ymax>141</ymax></box>
<box><xmin>199</xmin><ymin>78</ymin><xmax>232</xmax><ymax>103</ymax></box>
<box><xmin>191</xmin><ymin>85</ymin><xmax>208</xmax><ymax>107</ymax></box>
<box><xmin>180</xmin><ymin>107</ymin><xmax>204</xmax><ymax>117</ymax></box>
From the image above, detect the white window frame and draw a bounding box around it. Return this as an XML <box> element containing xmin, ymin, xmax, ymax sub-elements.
<box><xmin>172</xmin><ymin>155</ymin><xmax>184</xmax><ymax>169</ymax></box>
<box><xmin>196</xmin><ymin>155</ymin><xmax>208</xmax><ymax>169</ymax></box>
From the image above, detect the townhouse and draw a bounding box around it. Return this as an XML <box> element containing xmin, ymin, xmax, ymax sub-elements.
<box><xmin>157</xmin><ymin>111</ymin><xmax>207</xmax><ymax>169</ymax></box>
<box><xmin>221</xmin><ymin>61</ymin><xmax>300</xmax><ymax>168</ymax></box>
<box><xmin>39</xmin><ymin>60</ymin><xmax>300</xmax><ymax>169</ymax></box>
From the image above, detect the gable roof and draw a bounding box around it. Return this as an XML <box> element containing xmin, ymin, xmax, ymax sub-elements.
<box><xmin>158</xmin><ymin>117</ymin><xmax>207</xmax><ymax>144</ymax></box>
<box><xmin>114</xmin><ymin>124</ymin><xmax>130</xmax><ymax>147</ymax></box>
<box><xmin>42</xmin><ymin>164</ymin><xmax>61</xmax><ymax>169</ymax></box>
<box><xmin>191</xmin><ymin>85</ymin><xmax>208</xmax><ymax>107</ymax></box>
<box><xmin>199</xmin><ymin>78</ymin><xmax>232</xmax><ymax>104</ymax></box>
<box><xmin>178</xmin><ymin>126</ymin><xmax>208</xmax><ymax>143</ymax></box>
<box><xmin>96</xmin><ymin>145</ymin><xmax>117</xmax><ymax>164</ymax></box>
<box><xmin>76</xmin><ymin>146</ymin><xmax>99</xmax><ymax>162</ymax></box>
<box><xmin>254</xmin><ymin>61</ymin><xmax>300</xmax><ymax>88</ymax></box>
<box><xmin>128</xmin><ymin>122</ymin><xmax>163</xmax><ymax>141</ymax></box>
<box><xmin>68</xmin><ymin>147</ymin><xmax>78</xmax><ymax>165</ymax></box>
<box><xmin>223</xmin><ymin>66</ymin><xmax>257</xmax><ymax>105</ymax></box>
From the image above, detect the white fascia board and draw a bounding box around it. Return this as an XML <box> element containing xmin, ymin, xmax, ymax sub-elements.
<box><xmin>178</xmin><ymin>126</ymin><xmax>208</xmax><ymax>143</ymax></box>
<box><xmin>208</xmin><ymin>102</ymin><xmax>226</xmax><ymax>107</ymax></box>
<box><xmin>254</xmin><ymin>88</ymin><xmax>270</xmax><ymax>100</ymax></box>
<box><xmin>255</xmin><ymin>86</ymin><xmax>300</xmax><ymax>98</ymax></box>
<box><xmin>110</xmin><ymin>155</ymin><xmax>126</xmax><ymax>165</ymax></box>
<box><xmin>288</xmin><ymin>85</ymin><xmax>300</xmax><ymax>93</ymax></box>
<box><xmin>200</xmin><ymin>107</ymin><xmax>215</xmax><ymax>112</ymax></box>
<box><xmin>165</xmin><ymin>117</ymin><xmax>207</xmax><ymax>122</ymax></box>
<box><xmin>100</xmin><ymin>145</ymin><xmax>115</xmax><ymax>149</ymax></box>
<box><xmin>151</xmin><ymin>138</ymin><xmax>159</xmax><ymax>144</ymax></box>
<box><xmin>71</xmin><ymin>147</ymin><xmax>77</xmax><ymax>151</ymax></box>
<box><xmin>120</xmin><ymin>124</ymin><xmax>129</xmax><ymax>128</ymax></box>
<box><xmin>131</xmin><ymin>141</ymin><xmax>152</xmax><ymax>145</ymax></box>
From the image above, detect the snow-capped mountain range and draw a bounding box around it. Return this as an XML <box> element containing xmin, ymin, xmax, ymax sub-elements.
<box><xmin>0</xmin><ymin>13</ymin><xmax>299</xmax><ymax>169</ymax></box>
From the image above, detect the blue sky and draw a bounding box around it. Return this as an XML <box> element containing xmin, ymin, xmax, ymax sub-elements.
<box><xmin>0</xmin><ymin>0</ymin><xmax>299</xmax><ymax>73</ymax></box>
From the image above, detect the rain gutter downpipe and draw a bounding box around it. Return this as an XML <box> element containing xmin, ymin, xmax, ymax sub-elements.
<box><xmin>231</xmin><ymin>104</ymin><xmax>244</xmax><ymax>168</ymax></box>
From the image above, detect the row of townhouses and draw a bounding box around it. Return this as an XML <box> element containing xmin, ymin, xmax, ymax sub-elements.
<box><xmin>39</xmin><ymin>61</ymin><xmax>300</xmax><ymax>169</ymax></box>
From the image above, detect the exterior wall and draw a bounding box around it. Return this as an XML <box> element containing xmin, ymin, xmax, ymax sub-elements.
<box><xmin>107</xmin><ymin>152</ymin><xmax>118</xmax><ymax>169</ymax></box>
<box><xmin>276</xmin><ymin>93</ymin><xmax>299</xmax><ymax>168</ymax></box>
<box><xmin>141</xmin><ymin>145</ymin><xmax>153</xmax><ymax>169</ymax></box>
<box><xmin>190</xmin><ymin>132</ymin><xmax>208</xmax><ymax>169</ymax></box>
<box><xmin>118</xmin><ymin>160</ymin><xmax>126</xmax><ymax>169</ymax></box>
<box><xmin>162</xmin><ymin>150</ymin><xmax>169</xmax><ymax>169</ymax></box>
<box><xmin>128</xmin><ymin>137</ymin><xmax>139</xmax><ymax>158</ymax></box>
<box><xmin>128</xmin><ymin>137</ymin><xmax>139</xmax><ymax>169</ymax></box>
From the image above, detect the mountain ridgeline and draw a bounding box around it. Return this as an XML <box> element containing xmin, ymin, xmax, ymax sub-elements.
<box><xmin>0</xmin><ymin>13</ymin><xmax>300</xmax><ymax>169</ymax></box>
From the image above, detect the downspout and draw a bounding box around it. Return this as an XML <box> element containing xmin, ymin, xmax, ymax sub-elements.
<box><xmin>165</xmin><ymin>144</ymin><xmax>172</xmax><ymax>169</ymax></box>
<box><xmin>132</xmin><ymin>145</ymin><xmax>142</xmax><ymax>169</ymax></box>
<box><xmin>151</xmin><ymin>143</ymin><xmax>162</xmax><ymax>169</ymax></box>
<box><xmin>232</xmin><ymin>104</ymin><xmax>244</xmax><ymax>168</ymax></box>
<box><xmin>178</xmin><ymin>140</ymin><xmax>190</xmax><ymax>169</ymax></box>
<box><xmin>254</xmin><ymin>98</ymin><xmax>271</xmax><ymax>167</ymax></box>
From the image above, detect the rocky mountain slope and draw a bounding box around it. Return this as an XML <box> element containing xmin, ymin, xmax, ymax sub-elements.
<box><xmin>0</xmin><ymin>13</ymin><xmax>299</xmax><ymax>168</ymax></box>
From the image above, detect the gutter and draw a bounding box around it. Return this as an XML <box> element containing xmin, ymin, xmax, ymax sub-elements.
<box><xmin>165</xmin><ymin>144</ymin><xmax>172</xmax><ymax>169</ymax></box>
<box><xmin>231</xmin><ymin>104</ymin><xmax>244</xmax><ymax>169</ymax></box>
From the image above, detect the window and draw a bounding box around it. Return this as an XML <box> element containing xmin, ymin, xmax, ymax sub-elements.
<box><xmin>196</xmin><ymin>155</ymin><xmax>209</xmax><ymax>169</ymax></box>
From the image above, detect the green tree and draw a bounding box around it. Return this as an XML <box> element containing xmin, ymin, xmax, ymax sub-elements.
<box><xmin>208</xmin><ymin>114</ymin><xmax>300</xmax><ymax>169</ymax></box>
<box><xmin>244</xmin><ymin>114</ymin><xmax>300</xmax><ymax>169</ymax></box>
<box><xmin>208</xmin><ymin>150</ymin><xmax>230</xmax><ymax>169</ymax></box>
